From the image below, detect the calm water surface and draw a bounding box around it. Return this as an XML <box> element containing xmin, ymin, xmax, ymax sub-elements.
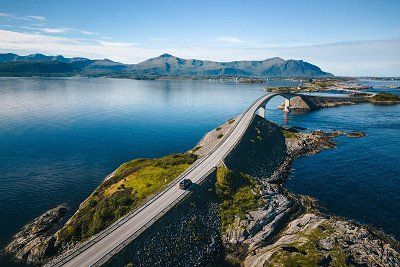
<box><xmin>0</xmin><ymin>78</ymin><xmax>398</xmax><ymax>266</ymax></box>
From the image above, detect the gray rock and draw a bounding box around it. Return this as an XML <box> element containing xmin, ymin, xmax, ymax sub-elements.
<box><xmin>319</xmin><ymin>237</ymin><xmax>335</xmax><ymax>250</ymax></box>
<box><xmin>4</xmin><ymin>204</ymin><xmax>66</xmax><ymax>263</ymax></box>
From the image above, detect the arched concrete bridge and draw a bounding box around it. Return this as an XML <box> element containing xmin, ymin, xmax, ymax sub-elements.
<box><xmin>49</xmin><ymin>92</ymin><xmax>307</xmax><ymax>267</ymax></box>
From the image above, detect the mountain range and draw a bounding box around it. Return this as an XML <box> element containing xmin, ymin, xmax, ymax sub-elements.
<box><xmin>0</xmin><ymin>53</ymin><xmax>333</xmax><ymax>78</ymax></box>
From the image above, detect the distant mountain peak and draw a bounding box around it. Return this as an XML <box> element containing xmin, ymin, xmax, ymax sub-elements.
<box><xmin>160</xmin><ymin>53</ymin><xmax>173</xmax><ymax>58</ymax></box>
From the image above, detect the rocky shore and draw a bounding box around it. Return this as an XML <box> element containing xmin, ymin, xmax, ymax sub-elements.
<box><xmin>4</xmin><ymin>204</ymin><xmax>67</xmax><ymax>263</ymax></box>
<box><xmin>244</xmin><ymin>213</ymin><xmax>400</xmax><ymax>266</ymax></box>
<box><xmin>219</xmin><ymin>121</ymin><xmax>399</xmax><ymax>266</ymax></box>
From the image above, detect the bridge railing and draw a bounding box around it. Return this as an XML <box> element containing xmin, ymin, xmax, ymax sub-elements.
<box><xmin>47</xmin><ymin>93</ymin><xmax>269</xmax><ymax>267</ymax></box>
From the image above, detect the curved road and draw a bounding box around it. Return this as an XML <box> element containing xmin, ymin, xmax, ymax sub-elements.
<box><xmin>52</xmin><ymin>93</ymin><xmax>286</xmax><ymax>267</ymax></box>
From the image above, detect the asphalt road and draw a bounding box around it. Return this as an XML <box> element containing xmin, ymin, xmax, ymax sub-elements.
<box><xmin>54</xmin><ymin>93</ymin><xmax>279</xmax><ymax>267</ymax></box>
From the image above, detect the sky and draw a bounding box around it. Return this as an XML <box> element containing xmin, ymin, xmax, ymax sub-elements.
<box><xmin>0</xmin><ymin>0</ymin><xmax>399</xmax><ymax>76</ymax></box>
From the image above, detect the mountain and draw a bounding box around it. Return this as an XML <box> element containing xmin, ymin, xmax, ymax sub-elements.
<box><xmin>131</xmin><ymin>54</ymin><xmax>332</xmax><ymax>77</ymax></box>
<box><xmin>0</xmin><ymin>53</ymin><xmax>333</xmax><ymax>77</ymax></box>
<box><xmin>0</xmin><ymin>61</ymin><xmax>79</xmax><ymax>75</ymax></box>
<box><xmin>0</xmin><ymin>53</ymin><xmax>128</xmax><ymax>76</ymax></box>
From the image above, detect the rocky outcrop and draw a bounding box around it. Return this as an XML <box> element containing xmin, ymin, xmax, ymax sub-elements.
<box><xmin>346</xmin><ymin>131</ymin><xmax>367</xmax><ymax>138</ymax></box>
<box><xmin>244</xmin><ymin>213</ymin><xmax>400</xmax><ymax>267</ymax></box>
<box><xmin>4</xmin><ymin>205</ymin><xmax>67</xmax><ymax>263</ymax></box>
<box><xmin>220</xmin><ymin>122</ymin><xmax>399</xmax><ymax>266</ymax></box>
<box><xmin>223</xmin><ymin>183</ymin><xmax>301</xmax><ymax>251</ymax></box>
<box><xmin>268</xmin><ymin>129</ymin><xmax>337</xmax><ymax>183</ymax></box>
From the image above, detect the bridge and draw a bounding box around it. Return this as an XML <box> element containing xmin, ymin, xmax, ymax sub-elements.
<box><xmin>48</xmin><ymin>92</ymin><xmax>302</xmax><ymax>267</ymax></box>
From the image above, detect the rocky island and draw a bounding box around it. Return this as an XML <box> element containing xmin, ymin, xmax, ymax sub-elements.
<box><xmin>370</xmin><ymin>92</ymin><xmax>400</xmax><ymax>104</ymax></box>
<box><xmin>3</xmin><ymin>109</ymin><xmax>399</xmax><ymax>266</ymax></box>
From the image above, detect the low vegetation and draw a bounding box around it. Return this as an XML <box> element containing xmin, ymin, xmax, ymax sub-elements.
<box><xmin>370</xmin><ymin>92</ymin><xmax>400</xmax><ymax>103</ymax></box>
<box><xmin>228</xmin><ymin>118</ymin><xmax>235</xmax><ymax>124</ymax></box>
<box><xmin>215</xmin><ymin>166</ymin><xmax>260</xmax><ymax>232</ymax></box>
<box><xmin>267</xmin><ymin>222</ymin><xmax>348</xmax><ymax>266</ymax></box>
<box><xmin>58</xmin><ymin>153</ymin><xmax>197</xmax><ymax>243</ymax></box>
<box><xmin>281</xmin><ymin>128</ymin><xmax>298</xmax><ymax>139</ymax></box>
<box><xmin>312</xmin><ymin>80</ymin><xmax>334</xmax><ymax>89</ymax></box>
<box><xmin>191</xmin><ymin>145</ymin><xmax>202</xmax><ymax>152</ymax></box>
<box><xmin>217</xmin><ymin>133</ymin><xmax>224</xmax><ymax>139</ymax></box>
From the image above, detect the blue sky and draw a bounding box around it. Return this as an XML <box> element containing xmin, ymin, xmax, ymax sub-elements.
<box><xmin>0</xmin><ymin>0</ymin><xmax>399</xmax><ymax>76</ymax></box>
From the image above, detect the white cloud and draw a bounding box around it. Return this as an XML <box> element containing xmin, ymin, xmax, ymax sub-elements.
<box><xmin>218</xmin><ymin>36</ymin><xmax>247</xmax><ymax>43</ymax></box>
<box><xmin>0</xmin><ymin>12</ymin><xmax>45</xmax><ymax>21</ymax></box>
<box><xmin>79</xmin><ymin>30</ymin><xmax>95</xmax><ymax>35</ymax></box>
<box><xmin>15</xmin><ymin>25</ymin><xmax>103</xmax><ymax>37</ymax></box>
<box><xmin>39</xmin><ymin>27</ymin><xmax>72</xmax><ymax>34</ymax></box>
<box><xmin>25</xmin><ymin>15</ymin><xmax>46</xmax><ymax>22</ymax></box>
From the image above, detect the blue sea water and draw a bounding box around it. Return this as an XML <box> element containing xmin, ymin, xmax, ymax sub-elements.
<box><xmin>0</xmin><ymin>77</ymin><xmax>398</xmax><ymax>266</ymax></box>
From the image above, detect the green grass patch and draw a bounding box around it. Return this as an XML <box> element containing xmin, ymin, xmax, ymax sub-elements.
<box><xmin>282</xmin><ymin>128</ymin><xmax>297</xmax><ymax>139</ymax></box>
<box><xmin>215</xmin><ymin>166</ymin><xmax>259</xmax><ymax>232</ymax></box>
<box><xmin>192</xmin><ymin>146</ymin><xmax>202</xmax><ymax>152</ymax></box>
<box><xmin>371</xmin><ymin>92</ymin><xmax>400</xmax><ymax>102</ymax></box>
<box><xmin>267</xmin><ymin>221</ymin><xmax>348</xmax><ymax>266</ymax></box>
<box><xmin>58</xmin><ymin>153</ymin><xmax>197</xmax><ymax>243</ymax></box>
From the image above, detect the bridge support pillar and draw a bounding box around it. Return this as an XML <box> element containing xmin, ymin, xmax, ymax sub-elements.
<box><xmin>284</xmin><ymin>98</ymin><xmax>291</xmax><ymax>113</ymax></box>
<box><xmin>258</xmin><ymin>107</ymin><xmax>266</xmax><ymax>118</ymax></box>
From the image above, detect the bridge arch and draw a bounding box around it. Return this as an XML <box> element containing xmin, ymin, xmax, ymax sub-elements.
<box><xmin>255</xmin><ymin>93</ymin><xmax>298</xmax><ymax>117</ymax></box>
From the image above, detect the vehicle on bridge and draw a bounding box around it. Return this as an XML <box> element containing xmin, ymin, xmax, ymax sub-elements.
<box><xmin>179</xmin><ymin>179</ymin><xmax>192</xmax><ymax>190</ymax></box>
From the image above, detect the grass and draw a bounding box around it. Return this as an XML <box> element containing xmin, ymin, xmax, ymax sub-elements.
<box><xmin>217</xmin><ymin>133</ymin><xmax>224</xmax><ymax>139</ymax></box>
<box><xmin>313</xmin><ymin>80</ymin><xmax>334</xmax><ymax>88</ymax></box>
<box><xmin>57</xmin><ymin>153</ymin><xmax>197</xmax><ymax>243</ymax></box>
<box><xmin>215</xmin><ymin>166</ymin><xmax>259</xmax><ymax>232</ymax></box>
<box><xmin>282</xmin><ymin>128</ymin><xmax>297</xmax><ymax>139</ymax></box>
<box><xmin>191</xmin><ymin>145</ymin><xmax>202</xmax><ymax>152</ymax></box>
<box><xmin>267</xmin><ymin>222</ymin><xmax>348</xmax><ymax>266</ymax></box>
<box><xmin>371</xmin><ymin>92</ymin><xmax>400</xmax><ymax>102</ymax></box>
<box><xmin>216</xmin><ymin>126</ymin><xmax>222</xmax><ymax>131</ymax></box>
